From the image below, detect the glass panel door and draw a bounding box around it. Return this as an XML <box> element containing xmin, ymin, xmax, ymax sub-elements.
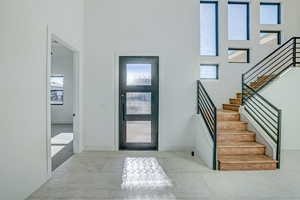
<box><xmin>119</xmin><ymin>56</ymin><xmax>159</xmax><ymax>150</ymax></box>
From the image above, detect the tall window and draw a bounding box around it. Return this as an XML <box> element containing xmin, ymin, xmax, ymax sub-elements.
<box><xmin>260</xmin><ymin>3</ymin><xmax>280</xmax><ymax>24</ymax></box>
<box><xmin>200</xmin><ymin>1</ymin><xmax>218</xmax><ymax>56</ymax></box>
<box><xmin>51</xmin><ymin>75</ymin><xmax>64</xmax><ymax>105</ymax></box>
<box><xmin>228</xmin><ymin>2</ymin><xmax>249</xmax><ymax>40</ymax></box>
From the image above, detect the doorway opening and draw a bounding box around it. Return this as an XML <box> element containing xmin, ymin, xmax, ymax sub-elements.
<box><xmin>119</xmin><ymin>56</ymin><xmax>159</xmax><ymax>150</ymax></box>
<box><xmin>49</xmin><ymin>39</ymin><xmax>76</xmax><ymax>171</ymax></box>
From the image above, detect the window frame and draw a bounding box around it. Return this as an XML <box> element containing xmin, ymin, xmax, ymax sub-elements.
<box><xmin>260</xmin><ymin>2</ymin><xmax>281</xmax><ymax>25</ymax></box>
<box><xmin>260</xmin><ymin>30</ymin><xmax>281</xmax><ymax>45</ymax></box>
<box><xmin>50</xmin><ymin>75</ymin><xmax>64</xmax><ymax>106</ymax></box>
<box><xmin>228</xmin><ymin>1</ymin><xmax>250</xmax><ymax>41</ymax></box>
<box><xmin>200</xmin><ymin>1</ymin><xmax>219</xmax><ymax>56</ymax></box>
<box><xmin>228</xmin><ymin>48</ymin><xmax>250</xmax><ymax>64</ymax></box>
<box><xmin>200</xmin><ymin>64</ymin><xmax>219</xmax><ymax>80</ymax></box>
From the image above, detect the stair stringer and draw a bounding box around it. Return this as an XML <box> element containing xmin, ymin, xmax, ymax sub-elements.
<box><xmin>194</xmin><ymin>114</ymin><xmax>216</xmax><ymax>170</ymax></box>
<box><xmin>239</xmin><ymin>106</ymin><xmax>276</xmax><ymax>160</ymax></box>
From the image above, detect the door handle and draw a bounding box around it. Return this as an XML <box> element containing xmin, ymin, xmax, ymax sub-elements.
<box><xmin>73</xmin><ymin>113</ymin><xmax>76</xmax><ymax>117</ymax></box>
<box><xmin>121</xmin><ymin>94</ymin><xmax>126</xmax><ymax>120</ymax></box>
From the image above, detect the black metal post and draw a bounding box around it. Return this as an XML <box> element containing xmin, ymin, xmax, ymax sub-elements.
<box><xmin>241</xmin><ymin>75</ymin><xmax>245</xmax><ymax>105</ymax></box>
<box><xmin>293</xmin><ymin>37</ymin><xmax>297</xmax><ymax>67</ymax></box>
<box><xmin>276</xmin><ymin>110</ymin><xmax>282</xmax><ymax>169</ymax></box>
<box><xmin>213</xmin><ymin>107</ymin><xmax>217</xmax><ymax>170</ymax></box>
<box><xmin>197</xmin><ymin>80</ymin><xmax>200</xmax><ymax>114</ymax></box>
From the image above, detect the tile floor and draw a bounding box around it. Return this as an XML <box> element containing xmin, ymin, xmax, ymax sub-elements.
<box><xmin>28</xmin><ymin>150</ymin><xmax>300</xmax><ymax>200</ymax></box>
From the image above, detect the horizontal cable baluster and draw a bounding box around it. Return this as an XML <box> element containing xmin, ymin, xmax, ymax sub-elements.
<box><xmin>244</xmin><ymin>103</ymin><xmax>278</xmax><ymax>136</ymax></box>
<box><xmin>243</xmin><ymin>38</ymin><xmax>294</xmax><ymax>77</ymax></box>
<box><xmin>245</xmin><ymin>100</ymin><xmax>278</xmax><ymax>131</ymax></box>
<box><xmin>245</xmin><ymin>51</ymin><xmax>293</xmax><ymax>84</ymax></box>
<box><xmin>244</xmin><ymin>107</ymin><xmax>277</xmax><ymax>142</ymax></box>
<box><xmin>245</xmin><ymin>45</ymin><xmax>293</xmax><ymax>82</ymax></box>
<box><xmin>240</xmin><ymin>37</ymin><xmax>298</xmax><ymax>169</ymax></box>
<box><xmin>247</xmin><ymin>97</ymin><xmax>278</xmax><ymax>124</ymax></box>
<box><xmin>197</xmin><ymin>80</ymin><xmax>217</xmax><ymax>170</ymax></box>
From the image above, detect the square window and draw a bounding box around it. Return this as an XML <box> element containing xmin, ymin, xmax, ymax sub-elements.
<box><xmin>260</xmin><ymin>31</ymin><xmax>281</xmax><ymax>45</ymax></box>
<box><xmin>260</xmin><ymin>3</ymin><xmax>280</xmax><ymax>24</ymax></box>
<box><xmin>228</xmin><ymin>48</ymin><xmax>249</xmax><ymax>63</ymax></box>
<box><xmin>200</xmin><ymin>64</ymin><xmax>219</xmax><ymax>80</ymax></box>
<box><xmin>50</xmin><ymin>75</ymin><xmax>64</xmax><ymax>105</ymax></box>
<box><xmin>228</xmin><ymin>2</ymin><xmax>249</xmax><ymax>40</ymax></box>
<box><xmin>126</xmin><ymin>64</ymin><xmax>151</xmax><ymax>86</ymax></box>
<box><xmin>200</xmin><ymin>1</ymin><xmax>218</xmax><ymax>56</ymax></box>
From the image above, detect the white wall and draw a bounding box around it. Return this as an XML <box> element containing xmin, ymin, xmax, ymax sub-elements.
<box><xmin>0</xmin><ymin>0</ymin><xmax>84</xmax><ymax>199</ymax></box>
<box><xmin>84</xmin><ymin>0</ymin><xmax>199</xmax><ymax>151</ymax></box>
<box><xmin>260</xmin><ymin>68</ymin><xmax>300</xmax><ymax>150</ymax></box>
<box><xmin>83</xmin><ymin>0</ymin><xmax>300</xmax><ymax>152</ymax></box>
<box><xmin>193</xmin><ymin>115</ymin><xmax>214</xmax><ymax>169</ymax></box>
<box><xmin>51</xmin><ymin>45</ymin><xmax>74</xmax><ymax>124</ymax></box>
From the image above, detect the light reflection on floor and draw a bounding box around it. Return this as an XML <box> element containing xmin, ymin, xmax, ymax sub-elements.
<box><xmin>51</xmin><ymin>132</ymin><xmax>73</xmax><ymax>157</ymax></box>
<box><xmin>121</xmin><ymin>157</ymin><xmax>176</xmax><ymax>199</ymax></box>
<box><xmin>121</xmin><ymin>157</ymin><xmax>173</xmax><ymax>190</ymax></box>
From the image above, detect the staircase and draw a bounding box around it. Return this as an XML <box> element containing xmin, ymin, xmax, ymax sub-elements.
<box><xmin>197</xmin><ymin>37</ymin><xmax>300</xmax><ymax>171</ymax></box>
<box><xmin>217</xmin><ymin>92</ymin><xmax>277</xmax><ymax>171</ymax></box>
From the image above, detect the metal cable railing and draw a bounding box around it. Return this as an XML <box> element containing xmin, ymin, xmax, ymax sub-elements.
<box><xmin>197</xmin><ymin>80</ymin><xmax>217</xmax><ymax>170</ymax></box>
<box><xmin>240</xmin><ymin>37</ymin><xmax>300</xmax><ymax>168</ymax></box>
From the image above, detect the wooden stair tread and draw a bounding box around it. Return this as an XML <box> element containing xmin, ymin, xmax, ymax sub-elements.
<box><xmin>218</xmin><ymin>121</ymin><xmax>247</xmax><ymax>124</ymax></box>
<box><xmin>217</xmin><ymin>109</ymin><xmax>238</xmax><ymax>114</ymax></box>
<box><xmin>218</xmin><ymin>155</ymin><xmax>277</xmax><ymax>164</ymax></box>
<box><xmin>218</xmin><ymin>130</ymin><xmax>255</xmax><ymax>135</ymax></box>
<box><xmin>223</xmin><ymin>104</ymin><xmax>239</xmax><ymax>107</ymax></box>
<box><xmin>218</xmin><ymin>142</ymin><xmax>265</xmax><ymax>148</ymax></box>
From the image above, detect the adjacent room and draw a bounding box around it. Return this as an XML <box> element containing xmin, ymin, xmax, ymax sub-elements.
<box><xmin>50</xmin><ymin>40</ymin><xmax>74</xmax><ymax>171</ymax></box>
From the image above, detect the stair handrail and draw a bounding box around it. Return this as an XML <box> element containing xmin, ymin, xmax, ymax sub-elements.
<box><xmin>197</xmin><ymin>80</ymin><xmax>217</xmax><ymax>170</ymax></box>
<box><xmin>240</xmin><ymin>37</ymin><xmax>300</xmax><ymax>168</ymax></box>
<box><xmin>242</xmin><ymin>37</ymin><xmax>300</xmax><ymax>93</ymax></box>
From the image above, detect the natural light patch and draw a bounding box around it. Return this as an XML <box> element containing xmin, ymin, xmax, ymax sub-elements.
<box><xmin>121</xmin><ymin>157</ymin><xmax>172</xmax><ymax>190</ymax></box>
<box><xmin>51</xmin><ymin>145</ymin><xmax>65</xmax><ymax>157</ymax></box>
<box><xmin>126</xmin><ymin>64</ymin><xmax>151</xmax><ymax>86</ymax></box>
<box><xmin>51</xmin><ymin>132</ymin><xmax>73</xmax><ymax>145</ymax></box>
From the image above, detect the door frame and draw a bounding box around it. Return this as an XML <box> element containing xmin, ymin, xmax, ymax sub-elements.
<box><xmin>46</xmin><ymin>28</ymin><xmax>81</xmax><ymax>178</ymax></box>
<box><xmin>113</xmin><ymin>53</ymin><xmax>161</xmax><ymax>151</ymax></box>
<box><xmin>118</xmin><ymin>56</ymin><xmax>159</xmax><ymax>150</ymax></box>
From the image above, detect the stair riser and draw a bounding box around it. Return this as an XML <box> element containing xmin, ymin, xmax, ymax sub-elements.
<box><xmin>217</xmin><ymin>113</ymin><xmax>240</xmax><ymax>121</ymax></box>
<box><xmin>219</xmin><ymin>163</ymin><xmax>277</xmax><ymax>171</ymax></box>
<box><xmin>218</xmin><ymin>134</ymin><xmax>255</xmax><ymax>142</ymax></box>
<box><xmin>218</xmin><ymin>147</ymin><xmax>265</xmax><ymax>156</ymax></box>
<box><xmin>250</xmin><ymin>81</ymin><xmax>267</xmax><ymax>88</ymax></box>
<box><xmin>223</xmin><ymin>105</ymin><xmax>239</xmax><ymax>111</ymax></box>
<box><xmin>229</xmin><ymin>99</ymin><xmax>242</xmax><ymax>105</ymax></box>
<box><xmin>236</xmin><ymin>93</ymin><xmax>242</xmax><ymax>99</ymax></box>
<box><xmin>217</xmin><ymin>122</ymin><xmax>247</xmax><ymax>131</ymax></box>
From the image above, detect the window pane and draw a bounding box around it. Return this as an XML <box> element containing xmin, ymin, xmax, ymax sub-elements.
<box><xmin>126</xmin><ymin>121</ymin><xmax>151</xmax><ymax>143</ymax></box>
<box><xmin>260</xmin><ymin>31</ymin><xmax>280</xmax><ymax>45</ymax></box>
<box><xmin>51</xmin><ymin>90</ymin><xmax>64</xmax><ymax>105</ymax></box>
<box><xmin>200</xmin><ymin>2</ymin><xmax>218</xmax><ymax>56</ymax></box>
<box><xmin>228</xmin><ymin>49</ymin><xmax>249</xmax><ymax>63</ymax></box>
<box><xmin>127</xmin><ymin>64</ymin><xmax>151</xmax><ymax>86</ymax></box>
<box><xmin>200</xmin><ymin>65</ymin><xmax>218</xmax><ymax>80</ymax></box>
<box><xmin>260</xmin><ymin>3</ymin><xmax>280</xmax><ymax>24</ymax></box>
<box><xmin>126</xmin><ymin>93</ymin><xmax>151</xmax><ymax>115</ymax></box>
<box><xmin>50</xmin><ymin>76</ymin><xmax>64</xmax><ymax>90</ymax></box>
<box><xmin>50</xmin><ymin>76</ymin><xmax>64</xmax><ymax>105</ymax></box>
<box><xmin>228</xmin><ymin>3</ymin><xmax>249</xmax><ymax>40</ymax></box>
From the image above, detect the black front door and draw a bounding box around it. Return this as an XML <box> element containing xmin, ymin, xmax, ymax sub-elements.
<box><xmin>119</xmin><ymin>56</ymin><xmax>159</xmax><ymax>150</ymax></box>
